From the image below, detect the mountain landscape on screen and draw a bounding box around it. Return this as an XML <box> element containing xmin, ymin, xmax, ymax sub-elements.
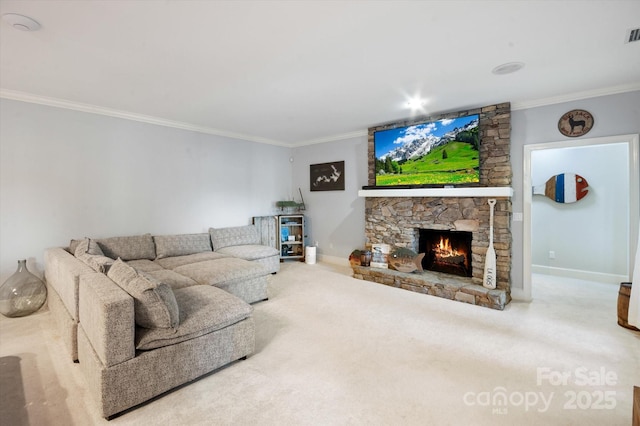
<box><xmin>374</xmin><ymin>115</ymin><xmax>480</xmax><ymax>187</ymax></box>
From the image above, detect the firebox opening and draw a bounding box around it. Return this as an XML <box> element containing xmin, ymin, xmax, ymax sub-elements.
<box><xmin>418</xmin><ymin>229</ymin><xmax>472</xmax><ymax>277</ymax></box>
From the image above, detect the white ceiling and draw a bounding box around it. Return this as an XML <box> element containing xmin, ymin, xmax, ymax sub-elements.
<box><xmin>1</xmin><ymin>0</ymin><xmax>639</xmax><ymax>147</ymax></box>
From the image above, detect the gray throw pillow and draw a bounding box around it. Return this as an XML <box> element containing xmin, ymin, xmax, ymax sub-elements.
<box><xmin>107</xmin><ymin>259</ymin><xmax>180</xmax><ymax>329</ymax></box>
<box><xmin>77</xmin><ymin>253</ymin><xmax>115</xmax><ymax>274</ymax></box>
<box><xmin>74</xmin><ymin>238</ymin><xmax>105</xmax><ymax>257</ymax></box>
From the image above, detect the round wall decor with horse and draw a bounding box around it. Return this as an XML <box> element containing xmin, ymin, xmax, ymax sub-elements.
<box><xmin>557</xmin><ymin>109</ymin><xmax>594</xmax><ymax>137</ymax></box>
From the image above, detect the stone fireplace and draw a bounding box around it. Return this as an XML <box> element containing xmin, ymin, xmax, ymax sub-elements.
<box><xmin>353</xmin><ymin>102</ymin><xmax>512</xmax><ymax>310</ymax></box>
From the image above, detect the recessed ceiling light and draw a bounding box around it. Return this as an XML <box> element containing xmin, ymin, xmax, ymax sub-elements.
<box><xmin>405</xmin><ymin>97</ymin><xmax>426</xmax><ymax>110</ymax></box>
<box><xmin>2</xmin><ymin>13</ymin><xmax>41</xmax><ymax>31</ymax></box>
<box><xmin>492</xmin><ymin>62</ymin><xmax>525</xmax><ymax>75</ymax></box>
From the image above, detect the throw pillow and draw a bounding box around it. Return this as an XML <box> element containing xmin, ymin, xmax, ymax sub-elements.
<box><xmin>74</xmin><ymin>238</ymin><xmax>105</xmax><ymax>257</ymax></box>
<box><xmin>77</xmin><ymin>253</ymin><xmax>115</xmax><ymax>274</ymax></box>
<box><xmin>107</xmin><ymin>259</ymin><xmax>180</xmax><ymax>329</ymax></box>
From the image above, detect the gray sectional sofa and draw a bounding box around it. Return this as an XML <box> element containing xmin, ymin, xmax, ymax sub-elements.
<box><xmin>44</xmin><ymin>224</ymin><xmax>279</xmax><ymax>418</ymax></box>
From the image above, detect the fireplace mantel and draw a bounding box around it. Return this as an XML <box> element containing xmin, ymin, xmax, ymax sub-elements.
<box><xmin>358</xmin><ymin>187</ymin><xmax>513</xmax><ymax>198</ymax></box>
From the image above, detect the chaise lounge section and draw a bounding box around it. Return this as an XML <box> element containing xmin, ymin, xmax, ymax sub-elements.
<box><xmin>77</xmin><ymin>264</ymin><xmax>255</xmax><ymax>418</ymax></box>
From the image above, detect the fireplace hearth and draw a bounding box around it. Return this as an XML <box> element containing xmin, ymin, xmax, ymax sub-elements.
<box><xmin>419</xmin><ymin>229</ymin><xmax>472</xmax><ymax>277</ymax></box>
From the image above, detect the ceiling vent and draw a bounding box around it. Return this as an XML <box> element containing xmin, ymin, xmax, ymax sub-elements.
<box><xmin>626</xmin><ymin>28</ymin><xmax>640</xmax><ymax>43</ymax></box>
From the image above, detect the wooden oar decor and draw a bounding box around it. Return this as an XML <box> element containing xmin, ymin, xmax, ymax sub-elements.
<box><xmin>533</xmin><ymin>173</ymin><xmax>589</xmax><ymax>203</ymax></box>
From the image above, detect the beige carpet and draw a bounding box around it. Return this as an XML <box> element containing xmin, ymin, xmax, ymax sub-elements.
<box><xmin>0</xmin><ymin>262</ymin><xmax>638</xmax><ymax>425</ymax></box>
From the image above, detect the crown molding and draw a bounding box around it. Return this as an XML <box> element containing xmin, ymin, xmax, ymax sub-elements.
<box><xmin>294</xmin><ymin>130</ymin><xmax>368</xmax><ymax>147</ymax></box>
<box><xmin>0</xmin><ymin>89</ymin><xmax>290</xmax><ymax>147</ymax></box>
<box><xmin>3</xmin><ymin>84</ymin><xmax>639</xmax><ymax>148</ymax></box>
<box><xmin>511</xmin><ymin>82</ymin><xmax>640</xmax><ymax>110</ymax></box>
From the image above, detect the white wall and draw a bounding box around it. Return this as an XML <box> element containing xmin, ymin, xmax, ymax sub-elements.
<box><xmin>0</xmin><ymin>99</ymin><xmax>293</xmax><ymax>282</ymax></box>
<box><xmin>511</xmin><ymin>90</ymin><xmax>640</xmax><ymax>294</ymax></box>
<box><xmin>291</xmin><ymin>135</ymin><xmax>368</xmax><ymax>263</ymax></box>
<box><xmin>531</xmin><ymin>143</ymin><xmax>629</xmax><ymax>282</ymax></box>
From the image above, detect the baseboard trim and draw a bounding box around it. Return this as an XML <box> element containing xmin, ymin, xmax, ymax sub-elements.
<box><xmin>531</xmin><ymin>265</ymin><xmax>627</xmax><ymax>284</ymax></box>
<box><xmin>317</xmin><ymin>254</ymin><xmax>350</xmax><ymax>267</ymax></box>
<box><xmin>510</xmin><ymin>287</ymin><xmax>531</xmax><ymax>302</ymax></box>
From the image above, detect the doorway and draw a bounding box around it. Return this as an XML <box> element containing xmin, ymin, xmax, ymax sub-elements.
<box><xmin>522</xmin><ymin>134</ymin><xmax>640</xmax><ymax>300</ymax></box>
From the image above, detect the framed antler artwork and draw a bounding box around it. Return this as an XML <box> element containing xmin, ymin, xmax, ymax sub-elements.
<box><xmin>558</xmin><ymin>109</ymin><xmax>594</xmax><ymax>137</ymax></box>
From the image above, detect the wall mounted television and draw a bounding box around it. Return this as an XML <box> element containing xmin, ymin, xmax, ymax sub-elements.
<box><xmin>373</xmin><ymin>114</ymin><xmax>480</xmax><ymax>188</ymax></box>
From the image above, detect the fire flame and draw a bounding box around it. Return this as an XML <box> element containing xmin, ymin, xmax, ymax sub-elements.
<box><xmin>434</xmin><ymin>237</ymin><xmax>461</xmax><ymax>258</ymax></box>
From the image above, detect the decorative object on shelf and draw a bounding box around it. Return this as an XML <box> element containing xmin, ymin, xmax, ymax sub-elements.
<box><xmin>276</xmin><ymin>200</ymin><xmax>304</xmax><ymax>214</ymax></box>
<box><xmin>310</xmin><ymin>161</ymin><xmax>345</xmax><ymax>191</ymax></box>
<box><xmin>349</xmin><ymin>249</ymin><xmax>372</xmax><ymax>267</ymax></box>
<box><xmin>558</xmin><ymin>109</ymin><xmax>594</xmax><ymax>137</ymax></box>
<box><xmin>370</xmin><ymin>243</ymin><xmax>390</xmax><ymax>269</ymax></box>
<box><xmin>297</xmin><ymin>188</ymin><xmax>306</xmax><ymax>210</ymax></box>
<box><xmin>483</xmin><ymin>199</ymin><xmax>497</xmax><ymax>289</ymax></box>
<box><xmin>276</xmin><ymin>188</ymin><xmax>306</xmax><ymax>213</ymax></box>
<box><xmin>0</xmin><ymin>259</ymin><xmax>47</xmax><ymax>318</ymax></box>
<box><xmin>533</xmin><ymin>173</ymin><xmax>589</xmax><ymax>203</ymax></box>
<box><xmin>280</xmin><ymin>226</ymin><xmax>289</xmax><ymax>242</ymax></box>
<box><xmin>360</xmin><ymin>250</ymin><xmax>372</xmax><ymax>267</ymax></box>
<box><xmin>388</xmin><ymin>247</ymin><xmax>425</xmax><ymax>273</ymax></box>
<box><xmin>349</xmin><ymin>249</ymin><xmax>363</xmax><ymax>266</ymax></box>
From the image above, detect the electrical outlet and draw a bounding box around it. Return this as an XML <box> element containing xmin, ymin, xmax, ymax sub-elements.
<box><xmin>549</xmin><ymin>251</ymin><xmax>555</xmax><ymax>259</ymax></box>
<box><xmin>315</xmin><ymin>241</ymin><xmax>319</xmax><ymax>248</ymax></box>
<box><xmin>513</xmin><ymin>212</ymin><xmax>523</xmax><ymax>222</ymax></box>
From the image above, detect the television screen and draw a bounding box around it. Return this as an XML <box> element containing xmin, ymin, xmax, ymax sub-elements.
<box><xmin>374</xmin><ymin>114</ymin><xmax>480</xmax><ymax>187</ymax></box>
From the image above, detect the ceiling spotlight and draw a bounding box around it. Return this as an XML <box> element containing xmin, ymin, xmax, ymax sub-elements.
<box><xmin>405</xmin><ymin>97</ymin><xmax>426</xmax><ymax>110</ymax></box>
<box><xmin>2</xmin><ymin>13</ymin><xmax>41</xmax><ymax>31</ymax></box>
<box><xmin>492</xmin><ymin>62</ymin><xmax>525</xmax><ymax>75</ymax></box>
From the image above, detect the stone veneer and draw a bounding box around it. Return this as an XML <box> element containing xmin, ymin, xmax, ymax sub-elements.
<box><xmin>355</xmin><ymin>102</ymin><xmax>513</xmax><ymax>309</ymax></box>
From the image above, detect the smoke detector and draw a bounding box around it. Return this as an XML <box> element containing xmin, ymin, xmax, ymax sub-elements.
<box><xmin>2</xmin><ymin>13</ymin><xmax>41</xmax><ymax>31</ymax></box>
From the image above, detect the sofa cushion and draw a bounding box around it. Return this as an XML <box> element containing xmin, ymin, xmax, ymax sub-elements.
<box><xmin>154</xmin><ymin>251</ymin><xmax>229</xmax><ymax>270</ymax></box>
<box><xmin>107</xmin><ymin>259</ymin><xmax>179</xmax><ymax>329</ymax></box>
<box><xmin>173</xmin><ymin>257</ymin><xmax>268</xmax><ymax>287</ymax></box>
<box><xmin>96</xmin><ymin>234</ymin><xmax>156</xmax><ymax>261</ymax></box>
<box><xmin>154</xmin><ymin>233</ymin><xmax>212</xmax><ymax>259</ymax></box>
<box><xmin>209</xmin><ymin>225</ymin><xmax>260</xmax><ymax>250</ymax></box>
<box><xmin>135</xmin><ymin>285</ymin><xmax>252</xmax><ymax>350</ymax></box>
<box><xmin>216</xmin><ymin>244</ymin><xmax>279</xmax><ymax>261</ymax></box>
<box><xmin>143</xmin><ymin>269</ymin><xmax>199</xmax><ymax>290</ymax></box>
<box><xmin>125</xmin><ymin>259</ymin><xmax>165</xmax><ymax>273</ymax></box>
